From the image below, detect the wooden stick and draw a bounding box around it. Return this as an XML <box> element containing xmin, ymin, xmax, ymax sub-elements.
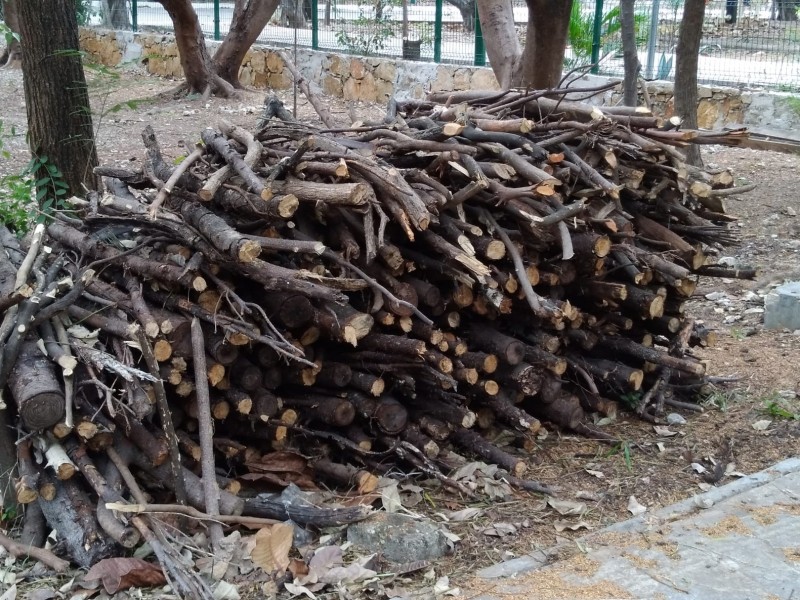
<box><xmin>190</xmin><ymin>317</ymin><xmax>224</xmax><ymax>550</ymax></box>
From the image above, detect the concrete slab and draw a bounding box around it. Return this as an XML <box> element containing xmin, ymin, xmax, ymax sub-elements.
<box><xmin>765</xmin><ymin>282</ymin><xmax>800</xmax><ymax>330</ymax></box>
<box><xmin>472</xmin><ymin>457</ymin><xmax>800</xmax><ymax>600</ymax></box>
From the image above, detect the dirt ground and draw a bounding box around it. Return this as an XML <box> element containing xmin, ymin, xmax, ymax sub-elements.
<box><xmin>1</xmin><ymin>64</ymin><xmax>799</xmax><ymax>597</ymax></box>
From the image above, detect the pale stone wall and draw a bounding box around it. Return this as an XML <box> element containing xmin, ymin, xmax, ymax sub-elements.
<box><xmin>78</xmin><ymin>27</ymin><xmax>799</xmax><ymax>131</ymax></box>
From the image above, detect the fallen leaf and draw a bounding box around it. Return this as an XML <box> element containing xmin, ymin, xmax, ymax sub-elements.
<box><xmin>584</xmin><ymin>469</ymin><xmax>605</xmax><ymax>479</ymax></box>
<box><xmin>654</xmin><ymin>425</ymin><xmax>678</xmax><ymax>437</ymax></box>
<box><xmin>319</xmin><ymin>563</ymin><xmax>377</xmax><ymax>584</ymax></box>
<box><xmin>212</xmin><ymin>581</ymin><xmax>240</xmax><ymax>600</ymax></box>
<box><xmin>547</xmin><ymin>498</ymin><xmax>586</xmax><ymax>516</ymax></box>
<box><xmin>627</xmin><ymin>495</ymin><xmax>647</xmax><ymax>516</ymax></box>
<box><xmin>752</xmin><ymin>419</ymin><xmax>771</xmax><ymax>431</ymax></box>
<box><xmin>283</xmin><ymin>582</ymin><xmax>317</xmax><ymax>599</ymax></box>
<box><xmin>441</xmin><ymin>507</ymin><xmax>483</xmax><ymax>522</ymax></box>
<box><xmin>83</xmin><ymin>558</ymin><xmax>166</xmax><ymax>594</ymax></box>
<box><xmin>553</xmin><ymin>520</ymin><xmax>591</xmax><ymax>532</ymax></box>
<box><xmin>252</xmin><ymin>523</ymin><xmax>294</xmax><ymax>574</ymax></box>
<box><xmin>482</xmin><ymin>523</ymin><xmax>517</xmax><ymax>537</ymax></box>
<box><xmin>379</xmin><ymin>480</ymin><xmax>403</xmax><ymax>513</ymax></box>
<box><xmin>691</xmin><ymin>462</ymin><xmax>708</xmax><ymax>474</ymax></box>
<box><xmin>0</xmin><ymin>584</ymin><xmax>15</xmax><ymax>600</ymax></box>
<box><xmin>288</xmin><ymin>558</ymin><xmax>309</xmax><ymax>579</ymax></box>
<box><xmin>308</xmin><ymin>545</ymin><xmax>342</xmax><ymax>575</ymax></box>
<box><xmin>24</xmin><ymin>590</ymin><xmax>56</xmax><ymax>600</ymax></box>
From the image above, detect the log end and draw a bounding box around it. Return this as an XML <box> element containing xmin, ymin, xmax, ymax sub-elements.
<box><xmin>20</xmin><ymin>393</ymin><xmax>65</xmax><ymax>431</ymax></box>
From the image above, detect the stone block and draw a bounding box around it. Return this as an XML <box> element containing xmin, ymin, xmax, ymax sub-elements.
<box><xmin>698</xmin><ymin>87</ymin><xmax>713</xmax><ymax>98</ymax></box>
<box><xmin>764</xmin><ymin>282</ymin><xmax>800</xmax><ymax>330</ymax></box>
<box><xmin>252</xmin><ymin>70</ymin><xmax>268</xmax><ymax>89</ymax></box>
<box><xmin>267</xmin><ymin>70</ymin><xmax>291</xmax><ymax>89</ymax></box>
<box><xmin>453</xmin><ymin>68</ymin><xmax>471</xmax><ymax>90</ymax></box>
<box><xmin>322</xmin><ymin>73</ymin><xmax>343</xmax><ymax>97</ymax></box>
<box><xmin>266</xmin><ymin>52</ymin><xmax>284</xmax><ymax>73</ymax></box>
<box><xmin>239</xmin><ymin>65</ymin><xmax>253</xmax><ymax>88</ymax></box>
<box><xmin>374</xmin><ymin>60</ymin><xmax>397</xmax><ymax>83</ymax></box>
<box><xmin>347</xmin><ymin>513</ymin><xmax>451</xmax><ymax>563</ymax></box>
<box><xmin>350</xmin><ymin>58</ymin><xmax>366</xmax><ymax>80</ymax></box>
<box><xmin>697</xmin><ymin>99</ymin><xmax>719</xmax><ymax>129</ymax></box>
<box><xmin>250</xmin><ymin>50</ymin><xmax>266</xmax><ymax>74</ymax></box>
<box><xmin>470</xmin><ymin>68</ymin><xmax>499</xmax><ymax>90</ymax></box>
<box><xmin>433</xmin><ymin>66</ymin><xmax>454</xmax><ymax>92</ymax></box>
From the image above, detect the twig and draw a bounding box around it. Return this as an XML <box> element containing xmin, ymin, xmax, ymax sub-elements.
<box><xmin>190</xmin><ymin>317</ymin><xmax>224</xmax><ymax>550</ymax></box>
<box><xmin>105</xmin><ymin>502</ymin><xmax>280</xmax><ymax>528</ymax></box>
<box><xmin>0</xmin><ymin>530</ymin><xmax>70</xmax><ymax>572</ymax></box>
<box><xmin>148</xmin><ymin>143</ymin><xmax>204</xmax><ymax>218</ymax></box>
<box><xmin>134</xmin><ymin>329</ymin><xmax>187</xmax><ymax>505</ymax></box>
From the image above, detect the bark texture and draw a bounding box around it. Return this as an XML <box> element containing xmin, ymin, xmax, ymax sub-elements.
<box><xmin>0</xmin><ymin>0</ymin><xmax>21</xmax><ymax>67</ymax></box>
<box><xmin>17</xmin><ymin>0</ymin><xmax>99</xmax><ymax>196</ymax></box>
<box><xmin>520</xmin><ymin>0</ymin><xmax>573</xmax><ymax>88</ymax></box>
<box><xmin>620</xmin><ymin>0</ymin><xmax>639</xmax><ymax>106</ymax></box>
<box><xmin>674</xmin><ymin>0</ymin><xmax>706</xmax><ymax>166</ymax></box>
<box><xmin>212</xmin><ymin>0</ymin><xmax>280</xmax><ymax>87</ymax></box>
<box><xmin>476</xmin><ymin>0</ymin><xmax>522</xmax><ymax>88</ymax></box>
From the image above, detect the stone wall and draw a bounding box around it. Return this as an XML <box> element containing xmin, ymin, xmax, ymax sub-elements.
<box><xmin>78</xmin><ymin>27</ymin><xmax>800</xmax><ymax>132</ymax></box>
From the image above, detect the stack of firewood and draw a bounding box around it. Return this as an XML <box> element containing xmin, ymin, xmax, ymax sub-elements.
<box><xmin>0</xmin><ymin>88</ymin><xmax>752</xmax><ymax>576</ymax></box>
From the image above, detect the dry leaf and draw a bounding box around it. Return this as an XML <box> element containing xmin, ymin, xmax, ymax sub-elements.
<box><xmin>252</xmin><ymin>523</ymin><xmax>294</xmax><ymax>573</ymax></box>
<box><xmin>627</xmin><ymin>495</ymin><xmax>647</xmax><ymax>516</ymax></box>
<box><xmin>212</xmin><ymin>580</ymin><xmax>240</xmax><ymax>600</ymax></box>
<box><xmin>752</xmin><ymin>419</ymin><xmax>771</xmax><ymax>431</ymax></box>
<box><xmin>653</xmin><ymin>425</ymin><xmax>678</xmax><ymax>437</ymax></box>
<box><xmin>482</xmin><ymin>523</ymin><xmax>517</xmax><ymax>537</ymax></box>
<box><xmin>288</xmin><ymin>558</ymin><xmax>309</xmax><ymax>579</ymax></box>
<box><xmin>442</xmin><ymin>507</ymin><xmax>483</xmax><ymax>522</ymax></box>
<box><xmin>283</xmin><ymin>582</ymin><xmax>317</xmax><ymax>599</ymax></box>
<box><xmin>584</xmin><ymin>469</ymin><xmax>605</xmax><ymax>479</ymax></box>
<box><xmin>547</xmin><ymin>498</ymin><xmax>586</xmax><ymax>516</ymax></box>
<box><xmin>318</xmin><ymin>563</ymin><xmax>377</xmax><ymax>584</ymax></box>
<box><xmin>0</xmin><ymin>584</ymin><xmax>16</xmax><ymax>600</ymax></box>
<box><xmin>83</xmin><ymin>558</ymin><xmax>166</xmax><ymax>594</ymax></box>
<box><xmin>553</xmin><ymin>520</ymin><xmax>591</xmax><ymax>532</ymax></box>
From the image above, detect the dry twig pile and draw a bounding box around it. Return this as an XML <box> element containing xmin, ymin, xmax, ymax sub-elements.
<box><xmin>0</xmin><ymin>87</ymin><xmax>753</xmax><ymax>589</ymax></box>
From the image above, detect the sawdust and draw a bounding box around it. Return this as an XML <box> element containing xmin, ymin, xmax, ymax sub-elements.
<box><xmin>782</xmin><ymin>547</ymin><xmax>800</xmax><ymax>562</ymax></box>
<box><xmin>747</xmin><ymin>506</ymin><xmax>779</xmax><ymax>526</ymax></box>
<box><xmin>774</xmin><ymin>502</ymin><xmax>800</xmax><ymax>516</ymax></box>
<box><xmin>700</xmin><ymin>515</ymin><xmax>752</xmax><ymax>538</ymax></box>
<box><xmin>622</xmin><ymin>552</ymin><xmax>660</xmax><ymax>570</ymax></box>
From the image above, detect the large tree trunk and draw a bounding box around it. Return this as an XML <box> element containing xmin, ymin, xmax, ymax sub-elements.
<box><xmin>674</xmin><ymin>0</ymin><xmax>705</xmax><ymax>166</ymax></box>
<box><xmin>212</xmin><ymin>0</ymin><xmax>280</xmax><ymax>87</ymax></box>
<box><xmin>446</xmin><ymin>0</ymin><xmax>475</xmax><ymax>33</ymax></box>
<box><xmin>620</xmin><ymin>0</ymin><xmax>639</xmax><ymax>106</ymax></box>
<box><xmin>279</xmin><ymin>0</ymin><xmax>307</xmax><ymax>27</ymax></box>
<box><xmin>0</xmin><ymin>0</ymin><xmax>22</xmax><ymax>68</ymax></box>
<box><xmin>476</xmin><ymin>0</ymin><xmax>522</xmax><ymax>88</ymax></box>
<box><xmin>520</xmin><ymin>0</ymin><xmax>572</xmax><ymax>89</ymax></box>
<box><xmin>17</xmin><ymin>0</ymin><xmax>99</xmax><ymax>198</ymax></box>
<box><xmin>158</xmin><ymin>0</ymin><xmax>233</xmax><ymax>96</ymax></box>
<box><xmin>101</xmin><ymin>0</ymin><xmax>130</xmax><ymax>29</ymax></box>
<box><xmin>774</xmin><ymin>0</ymin><xmax>799</xmax><ymax>20</ymax></box>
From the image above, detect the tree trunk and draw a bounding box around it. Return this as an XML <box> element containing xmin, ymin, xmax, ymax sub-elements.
<box><xmin>0</xmin><ymin>0</ymin><xmax>22</xmax><ymax>68</ymax></box>
<box><xmin>774</xmin><ymin>0</ymin><xmax>799</xmax><ymax>20</ymax></box>
<box><xmin>520</xmin><ymin>0</ymin><xmax>573</xmax><ymax>89</ymax></box>
<box><xmin>620</xmin><ymin>0</ymin><xmax>639</xmax><ymax>106</ymax></box>
<box><xmin>476</xmin><ymin>0</ymin><xmax>522</xmax><ymax>88</ymax></box>
<box><xmin>674</xmin><ymin>0</ymin><xmax>705</xmax><ymax>166</ymax></box>
<box><xmin>102</xmin><ymin>0</ymin><xmax>130</xmax><ymax>29</ymax></box>
<box><xmin>158</xmin><ymin>0</ymin><xmax>233</xmax><ymax>96</ymax></box>
<box><xmin>212</xmin><ymin>0</ymin><xmax>280</xmax><ymax>87</ymax></box>
<box><xmin>446</xmin><ymin>0</ymin><xmax>475</xmax><ymax>33</ymax></box>
<box><xmin>17</xmin><ymin>0</ymin><xmax>99</xmax><ymax>198</ymax></box>
<box><xmin>280</xmin><ymin>0</ymin><xmax>307</xmax><ymax>27</ymax></box>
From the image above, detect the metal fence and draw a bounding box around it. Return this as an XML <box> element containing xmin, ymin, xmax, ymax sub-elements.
<box><xmin>94</xmin><ymin>0</ymin><xmax>800</xmax><ymax>90</ymax></box>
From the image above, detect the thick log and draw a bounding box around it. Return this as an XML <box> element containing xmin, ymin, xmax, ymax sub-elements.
<box><xmin>8</xmin><ymin>341</ymin><xmax>64</xmax><ymax>431</ymax></box>
<box><xmin>468</xmin><ymin>323</ymin><xmax>525</xmax><ymax>365</ymax></box>
<box><xmin>450</xmin><ymin>428</ymin><xmax>526</xmax><ymax>477</ymax></box>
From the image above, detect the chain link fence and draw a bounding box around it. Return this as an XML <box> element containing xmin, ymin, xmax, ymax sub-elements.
<box><xmin>92</xmin><ymin>0</ymin><xmax>800</xmax><ymax>90</ymax></box>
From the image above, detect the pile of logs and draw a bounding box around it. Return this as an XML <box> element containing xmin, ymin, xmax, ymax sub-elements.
<box><xmin>0</xmin><ymin>87</ymin><xmax>752</xmax><ymax>582</ymax></box>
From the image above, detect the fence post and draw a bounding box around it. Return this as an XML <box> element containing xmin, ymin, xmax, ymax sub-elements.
<box><xmin>312</xmin><ymin>0</ymin><xmax>319</xmax><ymax>50</ymax></box>
<box><xmin>434</xmin><ymin>0</ymin><xmax>443</xmax><ymax>63</ymax></box>
<box><xmin>214</xmin><ymin>0</ymin><xmax>221</xmax><ymax>40</ymax></box>
<box><xmin>590</xmin><ymin>0</ymin><xmax>604</xmax><ymax>74</ymax></box>
<box><xmin>645</xmin><ymin>0</ymin><xmax>660</xmax><ymax>79</ymax></box>
<box><xmin>473</xmin><ymin>3</ymin><xmax>485</xmax><ymax>66</ymax></box>
<box><xmin>131</xmin><ymin>0</ymin><xmax>137</xmax><ymax>32</ymax></box>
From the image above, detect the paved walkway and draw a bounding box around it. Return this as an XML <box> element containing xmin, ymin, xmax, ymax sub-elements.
<box><xmin>470</xmin><ymin>457</ymin><xmax>800</xmax><ymax>600</ymax></box>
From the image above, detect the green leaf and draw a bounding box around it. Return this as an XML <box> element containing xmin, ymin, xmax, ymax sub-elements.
<box><xmin>35</xmin><ymin>177</ymin><xmax>50</xmax><ymax>187</ymax></box>
<box><xmin>54</xmin><ymin>180</ymin><xmax>69</xmax><ymax>189</ymax></box>
<box><xmin>38</xmin><ymin>155</ymin><xmax>49</xmax><ymax>163</ymax></box>
<box><xmin>55</xmin><ymin>188</ymin><xmax>68</xmax><ymax>196</ymax></box>
<box><xmin>36</xmin><ymin>188</ymin><xmax>48</xmax><ymax>201</ymax></box>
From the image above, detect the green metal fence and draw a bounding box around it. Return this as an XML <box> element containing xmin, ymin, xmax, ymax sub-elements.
<box><xmin>109</xmin><ymin>0</ymin><xmax>800</xmax><ymax>90</ymax></box>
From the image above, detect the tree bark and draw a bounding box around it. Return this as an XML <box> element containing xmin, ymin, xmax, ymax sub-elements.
<box><xmin>476</xmin><ymin>0</ymin><xmax>522</xmax><ymax>88</ymax></box>
<box><xmin>446</xmin><ymin>0</ymin><xmax>475</xmax><ymax>32</ymax></box>
<box><xmin>620</xmin><ymin>0</ymin><xmax>639</xmax><ymax>106</ymax></box>
<box><xmin>674</xmin><ymin>0</ymin><xmax>706</xmax><ymax>166</ymax></box>
<box><xmin>212</xmin><ymin>0</ymin><xmax>280</xmax><ymax>87</ymax></box>
<box><xmin>101</xmin><ymin>0</ymin><xmax>130</xmax><ymax>29</ymax></box>
<box><xmin>520</xmin><ymin>0</ymin><xmax>573</xmax><ymax>88</ymax></box>
<box><xmin>17</xmin><ymin>0</ymin><xmax>99</xmax><ymax>197</ymax></box>
<box><xmin>158</xmin><ymin>0</ymin><xmax>233</xmax><ymax>96</ymax></box>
